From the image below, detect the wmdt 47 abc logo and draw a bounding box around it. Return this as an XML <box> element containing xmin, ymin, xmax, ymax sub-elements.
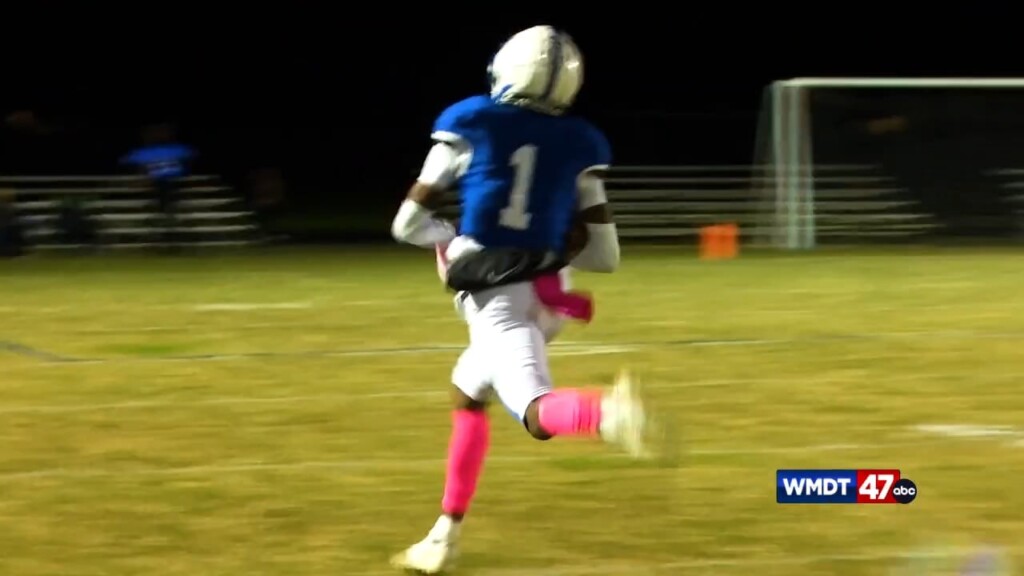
<box><xmin>776</xmin><ymin>469</ymin><xmax>917</xmax><ymax>504</ymax></box>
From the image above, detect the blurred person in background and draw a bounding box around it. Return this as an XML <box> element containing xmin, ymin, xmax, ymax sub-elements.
<box><xmin>120</xmin><ymin>123</ymin><xmax>195</xmax><ymax>246</ymax></box>
<box><xmin>55</xmin><ymin>195</ymin><xmax>98</xmax><ymax>249</ymax></box>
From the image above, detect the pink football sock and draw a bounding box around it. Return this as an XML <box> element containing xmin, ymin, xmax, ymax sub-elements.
<box><xmin>537</xmin><ymin>389</ymin><xmax>603</xmax><ymax>437</ymax></box>
<box><xmin>441</xmin><ymin>409</ymin><xmax>490</xmax><ymax>517</ymax></box>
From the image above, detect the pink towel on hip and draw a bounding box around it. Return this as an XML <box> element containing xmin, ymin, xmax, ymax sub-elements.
<box><xmin>533</xmin><ymin>273</ymin><xmax>593</xmax><ymax>323</ymax></box>
<box><xmin>436</xmin><ymin>243</ymin><xmax>594</xmax><ymax>323</ymax></box>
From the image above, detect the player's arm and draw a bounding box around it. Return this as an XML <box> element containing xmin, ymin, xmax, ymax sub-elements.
<box><xmin>390</xmin><ymin>141</ymin><xmax>464</xmax><ymax>248</ymax></box>
<box><xmin>569</xmin><ymin>168</ymin><xmax>620</xmax><ymax>272</ymax></box>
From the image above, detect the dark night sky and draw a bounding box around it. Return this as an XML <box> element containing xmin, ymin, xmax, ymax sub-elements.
<box><xmin>3</xmin><ymin>6</ymin><xmax>1024</xmax><ymax>210</ymax></box>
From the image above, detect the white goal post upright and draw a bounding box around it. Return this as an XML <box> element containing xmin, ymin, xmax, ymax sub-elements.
<box><xmin>762</xmin><ymin>77</ymin><xmax>1024</xmax><ymax>249</ymax></box>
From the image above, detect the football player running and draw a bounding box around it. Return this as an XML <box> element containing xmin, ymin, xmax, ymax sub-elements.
<box><xmin>390</xmin><ymin>25</ymin><xmax>652</xmax><ymax>574</ymax></box>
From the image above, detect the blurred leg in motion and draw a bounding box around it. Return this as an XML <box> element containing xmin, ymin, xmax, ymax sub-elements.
<box><xmin>391</xmin><ymin>283</ymin><xmax>652</xmax><ymax>574</ymax></box>
<box><xmin>155</xmin><ymin>178</ymin><xmax>180</xmax><ymax>248</ymax></box>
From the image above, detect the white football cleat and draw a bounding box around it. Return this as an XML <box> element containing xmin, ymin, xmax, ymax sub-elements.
<box><xmin>390</xmin><ymin>515</ymin><xmax>460</xmax><ymax>574</ymax></box>
<box><xmin>599</xmin><ymin>370</ymin><xmax>653</xmax><ymax>459</ymax></box>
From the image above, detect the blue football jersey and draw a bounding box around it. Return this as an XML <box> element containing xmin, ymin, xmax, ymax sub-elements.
<box><xmin>433</xmin><ymin>96</ymin><xmax>611</xmax><ymax>253</ymax></box>
<box><xmin>121</xmin><ymin>144</ymin><xmax>194</xmax><ymax>180</ymax></box>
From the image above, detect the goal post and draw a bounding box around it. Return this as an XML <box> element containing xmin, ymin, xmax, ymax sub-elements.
<box><xmin>753</xmin><ymin>81</ymin><xmax>814</xmax><ymax>249</ymax></box>
<box><xmin>755</xmin><ymin>77</ymin><xmax>1024</xmax><ymax>249</ymax></box>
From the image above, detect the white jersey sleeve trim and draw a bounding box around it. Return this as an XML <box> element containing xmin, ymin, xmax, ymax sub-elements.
<box><xmin>431</xmin><ymin>130</ymin><xmax>465</xmax><ymax>146</ymax></box>
<box><xmin>418</xmin><ymin>141</ymin><xmax>473</xmax><ymax>190</ymax></box>
<box><xmin>576</xmin><ymin>167</ymin><xmax>609</xmax><ymax>210</ymax></box>
<box><xmin>417</xmin><ymin>143</ymin><xmax>459</xmax><ymax>189</ymax></box>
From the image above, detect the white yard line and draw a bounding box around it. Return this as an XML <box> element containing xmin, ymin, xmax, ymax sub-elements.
<box><xmin>904</xmin><ymin>281</ymin><xmax>981</xmax><ymax>290</ymax></box>
<box><xmin>0</xmin><ymin>371</ymin><xmax>989</xmax><ymax>416</ymax></box>
<box><xmin>914</xmin><ymin>424</ymin><xmax>1021</xmax><ymax>438</ymax></box>
<box><xmin>548</xmin><ymin>345</ymin><xmax>636</xmax><ymax>356</ymax></box>
<box><xmin>75</xmin><ymin>322</ymin><xmax>333</xmax><ymax>333</ymax></box>
<box><xmin>912</xmin><ymin>424</ymin><xmax>1024</xmax><ymax>449</ymax></box>
<box><xmin>193</xmin><ymin>302</ymin><xmax>314</xmax><ymax>311</ymax></box>
<box><xmin>0</xmin><ymin>389</ymin><xmax>450</xmax><ymax>415</ymax></box>
<box><xmin>8</xmin><ymin>328</ymin><xmax>1024</xmax><ymax>367</ymax></box>
<box><xmin>0</xmin><ymin>440</ymin><xmax>953</xmax><ymax>482</ymax></box>
<box><xmin>387</xmin><ymin>546</ymin><xmax>1014</xmax><ymax>576</ymax></box>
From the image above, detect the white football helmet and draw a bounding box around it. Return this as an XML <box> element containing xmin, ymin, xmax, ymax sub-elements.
<box><xmin>488</xmin><ymin>26</ymin><xmax>583</xmax><ymax>114</ymax></box>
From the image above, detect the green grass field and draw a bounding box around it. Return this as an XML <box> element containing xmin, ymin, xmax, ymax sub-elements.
<box><xmin>1</xmin><ymin>246</ymin><xmax>1023</xmax><ymax>575</ymax></box>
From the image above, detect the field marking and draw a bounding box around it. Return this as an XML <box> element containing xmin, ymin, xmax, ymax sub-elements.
<box><xmin>914</xmin><ymin>424</ymin><xmax>1021</xmax><ymax>438</ymax></box>
<box><xmin>394</xmin><ymin>547</ymin><xmax>1012</xmax><ymax>576</ymax></box>
<box><xmin>24</xmin><ymin>342</ymin><xmax>638</xmax><ymax>365</ymax></box>
<box><xmin>74</xmin><ymin>322</ymin><xmax>332</xmax><ymax>334</ymax></box>
<box><xmin>0</xmin><ymin>389</ymin><xmax>450</xmax><ymax>415</ymax></box>
<box><xmin>388</xmin><ymin>546</ymin><xmax>1015</xmax><ymax>576</ymax></box>
<box><xmin>193</xmin><ymin>302</ymin><xmax>314</xmax><ymax>311</ymax></box>
<box><xmin>1</xmin><ymin>297</ymin><xmax>445</xmax><ymax>315</ymax></box>
<box><xmin>0</xmin><ymin>440</ymin><xmax>945</xmax><ymax>482</ymax></box>
<box><xmin>0</xmin><ymin>371</ymin><xmax>967</xmax><ymax>416</ymax></box>
<box><xmin>913</xmin><ymin>424</ymin><xmax>1024</xmax><ymax>449</ymax></box>
<box><xmin>548</xmin><ymin>345</ymin><xmax>636</xmax><ymax>356</ymax></box>
<box><xmin>638</xmin><ymin>319</ymin><xmax>696</xmax><ymax>327</ymax></box>
<box><xmin>0</xmin><ymin>340</ymin><xmax>69</xmax><ymax>362</ymax></box>
<box><xmin>13</xmin><ymin>328</ymin><xmax>1024</xmax><ymax>367</ymax></box>
<box><xmin>904</xmin><ymin>281</ymin><xmax>981</xmax><ymax>290</ymax></box>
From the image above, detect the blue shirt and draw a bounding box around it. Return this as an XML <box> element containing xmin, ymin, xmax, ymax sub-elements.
<box><xmin>433</xmin><ymin>96</ymin><xmax>610</xmax><ymax>254</ymax></box>
<box><xmin>121</xmin><ymin>144</ymin><xmax>194</xmax><ymax>180</ymax></box>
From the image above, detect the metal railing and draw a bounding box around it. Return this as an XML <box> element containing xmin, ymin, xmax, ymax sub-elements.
<box><xmin>1</xmin><ymin>175</ymin><xmax>261</xmax><ymax>249</ymax></box>
<box><xmin>439</xmin><ymin>165</ymin><xmax>936</xmax><ymax>245</ymax></box>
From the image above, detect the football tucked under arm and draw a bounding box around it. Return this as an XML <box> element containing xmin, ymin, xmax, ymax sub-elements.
<box><xmin>391</xmin><ymin>142</ymin><xmax>463</xmax><ymax>248</ymax></box>
<box><xmin>391</xmin><ymin>193</ymin><xmax>455</xmax><ymax>248</ymax></box>
<box><xmin>568</xmin><ymin>170</ymin><xmax>620</xmax><ymax>272</ymax></box>
<box><xmin>564</xmin><ymin>213</ymin><xmax>590</xmax><ymax>260</ymax></box>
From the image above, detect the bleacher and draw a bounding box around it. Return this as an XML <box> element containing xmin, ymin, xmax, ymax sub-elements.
<box><xmin>986</xmin><ymin>168</ymin><xmax>1024</xmax><ymax>234</ymax></box>
<box><xmin>441</xmin><ymin>165</ymin><xmax>937</xmax><ymax>245</ymax></box>
<box><xmin>771</xmin><ymin>165</ymin><xmax>937</xmax><ymax>243</ymax></box>
<box><xmin>3</xmin><ymin>165</ymin><xmax>945</xmax><ymax>249</ymax></box>
<box><xmin>1</xmin><ymin>175</ymin><xmax>262</xmax><ymax>249</ymax></box>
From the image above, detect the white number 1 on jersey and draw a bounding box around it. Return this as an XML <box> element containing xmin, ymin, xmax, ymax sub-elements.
<box><xmin>499</xmin><ymin>144</ymin><xmax>537</xmax><ymax>230</ymax></box>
